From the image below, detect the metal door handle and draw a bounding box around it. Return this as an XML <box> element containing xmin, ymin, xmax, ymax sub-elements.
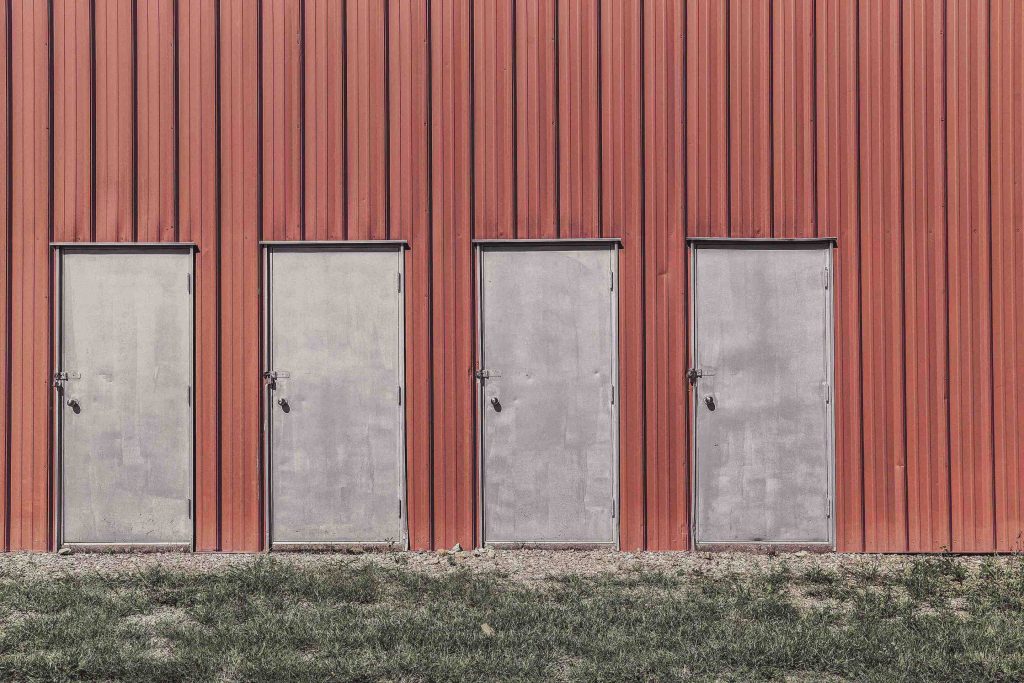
<box><xmin>704</xmin><ymin>395</ymin><xmax>716</xmax><ymax>411</ymax></box>
<box><xmin>277</xmin><ymin>397</ymin><xmax>290</xmax><ymax>411</ymax></box>
<box><xmin>66</xmin><ymin>398</ymin><xmax>80</xmax><ymax>412</ymax></box>
<box><xmin>490</xmin><ymin>396</ymin><xmax>501</xmax><ymax>412</ymax></box>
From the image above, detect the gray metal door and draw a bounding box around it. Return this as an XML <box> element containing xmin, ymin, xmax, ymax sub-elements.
<box><xmin>58</xmin><ymin>249</ymin><xmax>194</xmax><ymax>545</ymax></box>
<box><xmin>267</xmin><ymin>247</ymin><xmax>405</xmax><ymax>545</ymax></box>
<box><xmin>692</xmin><ymin>242</ymin><xmax>834</xmax><ymax>545</ymax></box>
<box><xmin>478</xmin><ymin>245</ymin><xmax>618</xmax><ymax>545</ymax></box>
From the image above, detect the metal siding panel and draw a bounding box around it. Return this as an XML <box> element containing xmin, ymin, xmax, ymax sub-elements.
<box><xmin>388</xmin><ymin>0</ymin><xmax>432</xmax><ymax>550</ymax></box>
<box><xmin>728</xmin><ymin>0</ymin><xmax>771</xmax><ymax>237</ymax></box>
<box><xmin>304</xmin><ymin>0</ymin><xmax>345</xmax><ymax>241</ymax></box>
<box><xmin>4</xmin><ymin>0</ymin><xmax>1022</xmax><ymax>555</ymax></box>
<box><xmin>479</xmin><ymin>247</ymin><xmax>615</xmax><ymax>543</ymax></box>
<box><xmin>0</xmin><ymin>0</ymin><xmax>9</xmax><ymax>550</ymax></box>
<box><xmin>261</xmin><ymin>0</ymin><xmax>303</xmax><ymax>242</ymax></box>
<box><xmin>219</xmin><ymin>0</ymin><xmax>262</xmax><ymax>552</ymax></box>
<box><xmin>771</xmin><ymin>0</ymin><xmax>816</xmax><ymax>237</ymax></box>
<box><xmin>693</xmin><ymin>245</ymin><xmax>833</xmax><ymax>544</ymax></box>
<box><xmin>269</xmin><ymin>250</ymin><xmax>404</xmax><ymax>543</ymax></box>
<box><xmin>515</xmin><ymin>0</ymin><xmax>558</xmax><ymax>239</ymax></box>
<box><xmin>599</xmin><ymin>0</ymin><xmax>643</xmax><ymax>550</ymax></box>
<box><xmin>990</xmin><ymin>0</ymin><xmax>1024</xmax><ymax>553</ymax></box>
<box><xmin>53</xmin><ymin>0</ymin><xmax>92</xmax><ymax>243</ymax></box>
<box><xmin>947</xmin><ymin>0</ymin><xmax>995</xmax><ymax>553</ymax></box>
<box><xmin>558</xmin><ymin>0</ymin><xmax>600</xmax><ymax>239</ymax></box>
<box><xmin>60</xmin><ymin>252</ymin><xmax>192</xmax><ymax>544</ymax></box>
<box><xmin>816</xmin><ymin>0</ymin><xmax>862</xmax><ymax>552</ymax></box>
<box><xmin>430</xmin><ymin>0</ymin><xmax>475</xmax><ymax>550</ymax></box>
<box><xmin>347</xmin><ymin>0</ymin><xmax>388</xmax><ymax>241</ymax></box>
<box><xmin>94</xmin><ymin>0</ymin><xmax>134</xmax><ymax>242</ymax></box>
<box><xmin>136</xmin><ymin>0</ymin><xmax>176</xmax><ymax>242</ymax></box>
<box><xmin>178</xmin><ymin>0</ymin><xmax>219</xmax><ymax>551</ymax></box>
<box><xmin>472</xmin><ymin>0</ymin><xmax>514</xmax><ymax>241</ymax></box>
<box><xmin>902</xmin><ymin>0</ymin><xmax>950</xmax><ymax>552</ymax></box>
<box><xmin>643</xmin><ymin>0</ymin><xmax>687</xmax><ymax>550</ymax></box>
<box><xmin>859</xmin><ymin>0</ymin><xmax>907</xmax><ymax>552</ymax></box>
<box><xmin>685</xmin><ymin>0</ymin><xmax>728</xmax><ymax>237</ymax></box>
<box><xmin>9</xmin><ymin>0</ymin><xmax>52</xmax><ymax>552</ymax></box>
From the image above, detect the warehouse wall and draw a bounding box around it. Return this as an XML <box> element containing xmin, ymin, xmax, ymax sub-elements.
<box><xmin>1</xmin><ymin>0</ymin><xmax>1022</xmax><ymax>552</ymax></box>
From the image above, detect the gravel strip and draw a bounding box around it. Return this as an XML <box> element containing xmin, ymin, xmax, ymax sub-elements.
<box><xmin>1</xmin><ymin>548</ymin><xmax>1018</xmax><ymax>583</ymax></box>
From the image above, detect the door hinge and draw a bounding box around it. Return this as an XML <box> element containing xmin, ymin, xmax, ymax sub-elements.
<box><xmin>186</xmin><ymin>273</ymin><xmax>192</xmax><ymax>293</ymax></box>
<box><xmin>823</xmin><ymin>266</ymin><xmax>830</xmax><ymax>290</ymax></box>
<box><xmin>611</xmin><ymin>498</ymin><xmax>616</xmax><ymax>518</ymax></box>
<box><xmin>398</xmin><ymin>499</ymin><xmax>403</xmax><ymax>518</ymax></box>
<box><xmin>611</xmin><ymin>385</ymin><xmax>615</xmax><ymax>405</ymax></box>
<box><xmin>610</xmin><ymin>271</ymin><xmax>615</xmax><ymax>291</ymax></box>
<box><xmin>824</xmin><ymin>381</ymin><xmax>831</xmax><ymax>404</ymax></box>
<box><xmin>187</xmin><ymin>385</ymin><xmax>192</xmax><ymax>405</ymax></box>
<box><xmin>398</xmin><ymin>386</ymin><xmax>402</xmax><ymax>405</ymax></box>
<box><xmin>825</xmin><ymin>496</ymin><xmax>833</xmax><ymax>519</ymax></box>
<box><xmin>397</xmin><ymin>272</ymin><xmax>402</xmax><ymax>293</ymax></box>
<box><xmin>188</xmin><ymin>498</ymin><xmax>193</xmax><ymax>519</ymax></box>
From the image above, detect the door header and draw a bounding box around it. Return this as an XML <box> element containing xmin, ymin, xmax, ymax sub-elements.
<box><xmin>687</xmin><ymin>237</ymin><xmax>837</xmax><ymax>247</ymax></box>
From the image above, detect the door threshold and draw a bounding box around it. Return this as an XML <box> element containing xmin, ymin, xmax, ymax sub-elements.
<box><xmin>484</xmin><ymin>542</ymin><xmax>617</xmax><ymax>551</ymax></box>
<box><xmin>694</xmin><ymin>543</ymin><xmax>835</xmax><ymax>553</ymax></box>
<box><xmin>270</xmin><ymin>542</ymin><xmax>405</xmax><ymax>552</ymax></box>
<box><xmin>60</xmin><ymin>543</ymin><xmax>191</xmax><ymax>554</ymax></box>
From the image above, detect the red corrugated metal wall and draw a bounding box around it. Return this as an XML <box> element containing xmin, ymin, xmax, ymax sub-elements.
<box><xmin>1</xmin><ymin>0</ymin><xmax>1022</xmax><ymax>553</ymax></box>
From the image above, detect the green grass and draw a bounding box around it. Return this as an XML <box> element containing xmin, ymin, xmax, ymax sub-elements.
<box><xmin>1</xmin><ymin>556</ymin><xmax>1023</xmax><ymax>682</ymax></box>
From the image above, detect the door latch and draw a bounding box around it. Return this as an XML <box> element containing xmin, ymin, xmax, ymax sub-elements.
<box><xmin>52</xmin><ymin>371</ymin><xmax>81</xmax><ymax>388</ymax></box>
<box><xmin>686</xmin><ymin>367</ymin><xmax>714</xmax><ymax>385</ymax></box>
<box><xmin>263</xmin><ymin>370</ymin><xmax>290</xmax><ymax>384</ymax></box>
<box><xmin>474</xmin><ymin>369</ymin><xmax>501</xmax><ymax>380</ymax></box>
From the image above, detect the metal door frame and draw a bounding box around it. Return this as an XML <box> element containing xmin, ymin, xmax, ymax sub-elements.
<box><xmin>51</xmin><ymin>243</ymin><xmax>198</xmax><ymax>552</ymax></box>
<box><xmin>687</xmin><ymin>237</ymin><xmax>838</xmax><ymax>549</ymax></box>
<box><xmin>261</xmin><ymin>241</ymin><xmax>409</xmax><ymax>550</ymax></box>
<box><xmin>473</xmin><ymin>238</ymin><xmax>622</xmax><ymax>549</ymax></box>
